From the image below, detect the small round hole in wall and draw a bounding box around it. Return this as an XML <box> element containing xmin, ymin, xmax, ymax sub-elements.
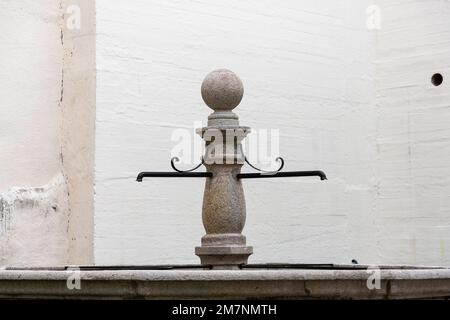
<box><xmin>431</xmin><ymin>73</ymin><xmax>443</xmax><ymax>86</ymax></box>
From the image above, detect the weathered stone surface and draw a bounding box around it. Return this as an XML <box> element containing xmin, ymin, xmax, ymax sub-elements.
<box><xmin>201</xmin><ymin>69</ymin><xmax>244</xmax><ymax>111</ymax></box>
<box><xmin>201</xmin><ymin>165</ymin><xmax>246</xmax><ymax>234</ymax></box>
<box><xmin>0</xmin><ymin>175</ymin><xmax>70</xmax><ymax>267</ymax></box>
<box><xmin>0</xmin><ymin>267</ymin><xmax>449</xmax><ymax>299</ymax></box>
<box><xmin>195</xmin><ymin>247</ymin><xmax>253</xmax><ymax>268</ymax></box>
<box><xmin>196</xmin><ymin>70</ymin><xmax>252</xmax><ymax>268</ymax></box>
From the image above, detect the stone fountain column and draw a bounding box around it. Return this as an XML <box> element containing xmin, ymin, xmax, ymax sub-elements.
<box><xmin>195</xmin><ymin>69</ymin><xmax>253</xmax><ymax>269</ymax></box>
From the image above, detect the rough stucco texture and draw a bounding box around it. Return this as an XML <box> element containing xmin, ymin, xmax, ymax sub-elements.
<box><xmin>0</xmin><ymin>175</ymin><xmax>70</xmax><ymax>266</ymax></box>
<box><xmin>0</xmin><ymin>1</ymin><xmax>71</xmax><ymax>266</ymax></box>
<box><xmin>61</xmin><ymin>0</ymin><xmax>96</xmax><ymax>265</ymax></box>
<box><xmin>0</xmin><ymin>0</ymin><xmax>63</xmax><ymax>190</ymax></box>
<box><xmin>94</xmin><ymin>0</ymin><xmax>450</xmax><ymax>266</ymax></box>
<box><xmin>374</xmin><ymin>0</ymin><xmax>450</xmax><ymax>264</ymax></box>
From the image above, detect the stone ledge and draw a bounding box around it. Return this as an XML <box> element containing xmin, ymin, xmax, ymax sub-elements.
<box><xmin>0</xmin><ymin>266</ymin><xmax>449</xmax><ymax>299</ymax></box>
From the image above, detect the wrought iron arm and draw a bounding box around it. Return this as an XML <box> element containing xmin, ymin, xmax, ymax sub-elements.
<box><xmin>237</xmin><ymin>170</ymin><xmax>327</xmax><ymax>180</ymax></box>
<box><xmin>137</xmin><ymin>156</ymin><xmax>327</xmax><ymax>181</ymax></box>
<box><xmin>240</xmin><ymin>156</ymin><xmax>326</xmax><ymax>180</ymax></box>
<box><xmin>136</xmin><ymin>157</ymin><xmax>210</xmax><ymax>182</ymax></box>
<box><xmin>137</xmin><ymin>171</ymin><xmax>211</xmax><ymax>182</ymax></box>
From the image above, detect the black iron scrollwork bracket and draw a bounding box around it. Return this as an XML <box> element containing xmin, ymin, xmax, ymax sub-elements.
<box><xmin>239</xmin><ymin>157</ymin><xmax>327</xmax><ymax>180</ymax></box>
<box><xmin>136</xmin><ymin>157</ymin><xmax>211</xmax><ymax>182</ymax></box>
<box><xmin>136</xmin><ymin>156</ymin><xmax>327</xmax><ymax>182</ymax></box>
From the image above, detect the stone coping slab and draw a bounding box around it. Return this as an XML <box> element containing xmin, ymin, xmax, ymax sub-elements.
<box><xmin>0</xmin><ymin>265</ymin><xmax>449</xmax><ymax>299</ymax></box>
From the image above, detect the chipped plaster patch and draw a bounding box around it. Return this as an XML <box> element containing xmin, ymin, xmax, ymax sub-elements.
<box><xmin>0</xmin><ymin>174</ymin><xmax>69</xmax><ymax>267</ymax></box>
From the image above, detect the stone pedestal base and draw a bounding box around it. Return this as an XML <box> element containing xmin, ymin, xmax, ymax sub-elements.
<box><xmin>195</xmin><ymin>246</ymin><xmax>253</xmax><ymax>269</ymax></box>
<box><xmin>195</xmin><ymin>233</ymin><xmax>252</xmax><ymax>269</ymax></box>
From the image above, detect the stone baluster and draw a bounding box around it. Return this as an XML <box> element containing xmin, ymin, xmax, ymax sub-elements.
<box><xmin>195</xmin><ymin>69</ymin><xmax>253</xmax><ymax>269</ymax></box>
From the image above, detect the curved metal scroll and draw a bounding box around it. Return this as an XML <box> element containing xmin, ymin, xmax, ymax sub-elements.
<box><xmin>244</xmin><ymin>157</ymin><xmax>285</xmax><ymax>174</ymax></box>
<box><xmin>170</xmin><ymin>157</ymin><xmax>204</xmax><ymax>173</ymax></box>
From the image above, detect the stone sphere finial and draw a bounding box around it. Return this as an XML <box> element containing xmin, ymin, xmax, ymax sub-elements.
<box><xmin>201</xmin><ymin>69</ymin><xmax>244</xmax><ymax>111</ymax></box>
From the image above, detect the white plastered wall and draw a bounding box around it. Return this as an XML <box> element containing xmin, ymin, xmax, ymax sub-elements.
<box><xmin>1</xmin><ymin>0</ymin><xmax>449</xmax><ymax>267</ymax></box>
<box><xmin>94</xmin><ymin>0</ymin><xmax>450</xmax><ymax>266</ymax></box>
<box><xmin>0</xmin><ymin>0</ymin><xmax>95</xmax><ymax>266</ymax></box>
<box><xmin>94</xmin><ymin>0</ymin><xmax>379</xmax><ymax>265</ymax></box>
<box><xmin>374</xmin><ymin>0</ymin><xmax>450</xmax><ymax>264</ymax></box>
<box><xmin>0</xmin><ymin>0</ymin><xmax>69</xmax><ymax>266</ymax></box>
